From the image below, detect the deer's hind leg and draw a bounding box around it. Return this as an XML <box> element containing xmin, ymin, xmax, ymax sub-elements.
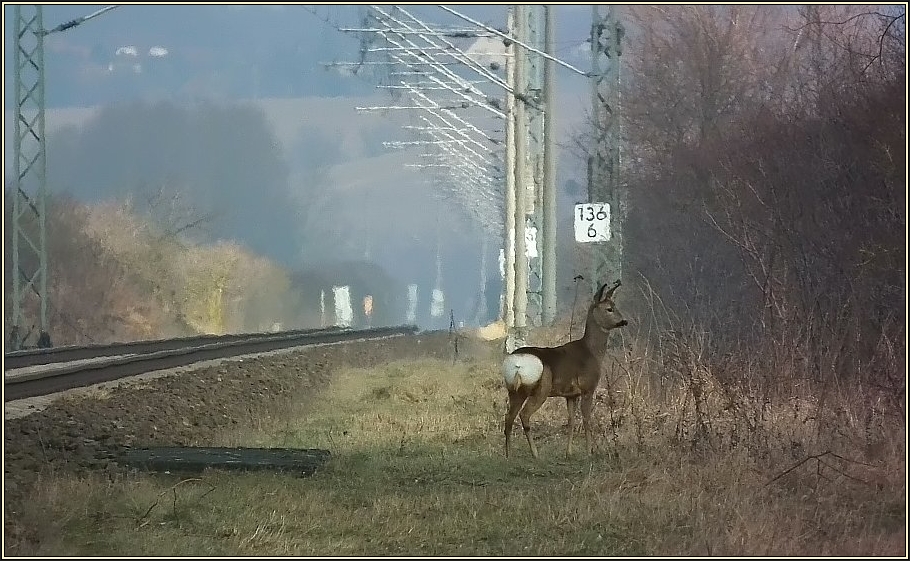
<box><xmin>504</xmin><ymin>391</ymin><xmax>527</xmax><ymax>458</ymax></box>
<box><xmin>518</xmin><ymin>390</ymin><xmax>549</xmax><ymax>459</ymax></box>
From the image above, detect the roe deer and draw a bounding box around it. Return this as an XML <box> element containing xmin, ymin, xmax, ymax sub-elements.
<box><xmin>501</xmin><ymin>280</ymin><xmax>627</xmax><ymax>459</ymax></box>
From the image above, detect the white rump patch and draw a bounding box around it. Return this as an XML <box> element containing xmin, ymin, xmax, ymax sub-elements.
<box><xmin>501</xmin><ymin>353</ymin><xmax>544</xmax><ymax>388</ymax></box>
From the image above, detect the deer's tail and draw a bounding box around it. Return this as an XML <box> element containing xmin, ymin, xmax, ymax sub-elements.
<box><xmin>504</xmin><ymin>368</ymin><xmax>523</xmax><ymax>393</ymax></box>
<box><xmin>501</xmin><ymin>353</ymin><xmax>544</xmax><ymax>391</ymax></box>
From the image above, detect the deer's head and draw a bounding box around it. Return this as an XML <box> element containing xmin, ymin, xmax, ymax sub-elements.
<box><xmin>589</xmin><ymin>280</ymin><xmax>628</xmax><ymax>332</ymax></box>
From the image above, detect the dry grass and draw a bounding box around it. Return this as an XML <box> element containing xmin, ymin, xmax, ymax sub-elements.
<box><xmin>8</xmin><ymin>345</ymin><xmax>906</xmax><ymax>556</ymax></box>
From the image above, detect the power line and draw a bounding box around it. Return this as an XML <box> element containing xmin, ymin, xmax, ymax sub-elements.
<box><xmin>437</xmin><ymin>5</ymin><xmax>591</xmax><ymax>78</ymax></box>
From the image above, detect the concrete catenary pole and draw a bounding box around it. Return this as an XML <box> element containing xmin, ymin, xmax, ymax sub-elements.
<box><xmin>503</xmin><ymin>6</ymin><xmax>517</xmax><ymax>329</ymax></box>
<box><xmin>541</xmin><ymin>5</ymin><xmax>557</xmax><ymax>325</ymax></box>
<box><xmin>511</xmin><ymin>4</ymin><xmax>529</xmax><ymax>348</ymax></box>
<box><xmin>523</xmin><ymin>5</ymin><xmax>544</xmax><ymax>328</ymax></box>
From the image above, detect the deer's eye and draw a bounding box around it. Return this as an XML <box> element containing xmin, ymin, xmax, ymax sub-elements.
<box><xmin>605</xmin><ymin>307</ymin><xmax>613</xmax><ymax>312</ymax></box>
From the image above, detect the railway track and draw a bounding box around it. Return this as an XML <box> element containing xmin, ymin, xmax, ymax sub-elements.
<box><xmin>3</xmin><ymin>325</ymin><xmax>418</xmax><ymax>402</ymax></box>
<box><xmin>3</xmin><ymin>325</ymin><xmax>351</xmax><ymax>369</ymax></box>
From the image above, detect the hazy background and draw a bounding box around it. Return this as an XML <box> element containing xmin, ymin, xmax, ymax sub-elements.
<box><xmin>4</xmin><ymin>5</ymin><xmax>601</xmax><ymax>330</ymax></box>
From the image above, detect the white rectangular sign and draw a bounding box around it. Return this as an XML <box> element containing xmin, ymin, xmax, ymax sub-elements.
<box><xmin>574</xmin><ymin>203</ymin><xmax>610</xmax><ymax>242</ymax></box>
<box><xmin>333</xmin><ymin>285</ymin><xmax>353</xmax><ymax>327</ymax></box>
<box><xmin>406</xmin><ymin>284</ymin><xmax>418</xmax><ymax>324</ymax></box>
<box><xmin>430</xmin><ymin>288</ymin><xmax>445</xmax><ymax>318</ymax></box>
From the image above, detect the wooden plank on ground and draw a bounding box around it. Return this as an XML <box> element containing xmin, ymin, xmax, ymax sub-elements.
<box><xmin>120</xmin><ymin>446</ymin><xmax>331</xmax><ymax>476</ymax></box>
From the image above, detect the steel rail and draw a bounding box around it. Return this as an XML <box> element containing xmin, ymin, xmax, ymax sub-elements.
<box><xmin>3</xmin><ymin>326</ymin><xmax>345</xmax><ymax>369</ymax></box>
<box><xmin>4</xmin><ymin>325</ymin><xmax>418</xmax><ymax>401</ymax></box>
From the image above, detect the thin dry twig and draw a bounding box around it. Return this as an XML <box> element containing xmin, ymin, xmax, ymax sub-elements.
<box><xmin>767</xmin><ymin>451</ymin><xmax>829</xmax><ymax>486</ymax></box>
<box><xmin>766</xmin><ymin>450</ymin><xmax>876</xmax><ymax>487</ymax></box>
<box><xmin>136</xmin><ymin>477</ymin><xmax>203</xmax><ymax>529</ymax></box>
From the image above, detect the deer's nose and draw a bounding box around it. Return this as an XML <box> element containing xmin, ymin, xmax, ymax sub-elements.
<box><xmin>617</xmin><ymin>320</ymin><xmax>628</xmax><ymax>327</ymax></box>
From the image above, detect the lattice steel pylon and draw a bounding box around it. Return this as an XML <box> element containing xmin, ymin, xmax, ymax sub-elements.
<box><xmin>10</xmin><ymin>5</ymin><xmax>51</xmax><ymax>350</ymax></box>
<box><xmin>588</xmin><ymin>5</ymin><xmax>625</xmax><ymax>295</ymax></box>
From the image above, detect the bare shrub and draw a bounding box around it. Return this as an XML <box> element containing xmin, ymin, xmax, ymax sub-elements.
<box><xmin>4</xmin><ymin>193</ymin><xmax>174</xmax><ymax>345</ymax></box>
<box><xmin>611</xmin><ymin>5</ymin><xmax>904</xmax><ymax>472</ymax></box>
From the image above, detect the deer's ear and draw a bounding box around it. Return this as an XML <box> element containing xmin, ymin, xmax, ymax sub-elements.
<box><xmin>594</xmin><ymin>282</ymin><xmax>609</xmax><ymax>302</ymax></box>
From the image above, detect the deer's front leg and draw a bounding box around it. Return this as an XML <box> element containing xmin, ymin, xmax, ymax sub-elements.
<box><xmin>565</xmin><ymin>396</ymin><xmax>578</xmax><ymax>459</ymax></box>
<box><xmin>580</xmin><ymin>392</ymin><xmax>595</xmax><ymax>455</ymax></box>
